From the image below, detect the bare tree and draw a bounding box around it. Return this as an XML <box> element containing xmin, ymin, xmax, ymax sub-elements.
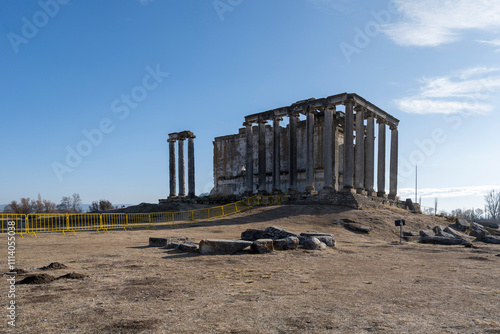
<box><xmin>43</xmin><ymin>199</ymin><xmax>57</xmax><ymax>213</ymax></box>
<box><xmin>88</xmin><ymin>199</ymin><xmax>115</xmax><ymax>212</ymax></box>
<box><xmin>57</xmin><ymin>196</ymin><xmax>72</xmax><ymax>212</ymax></box>
<box><xmin>484</xmin><ymin>190</ymin><xmax>500</xmax><ymax>221</ymax></box>
<box><xmin>71</xmin><ymin>193</ymin><xmax>82</xmax><ymax>213</ymax></box>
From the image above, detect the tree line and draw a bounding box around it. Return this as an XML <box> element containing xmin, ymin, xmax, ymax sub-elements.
<box><xmin>3</xmin><ymin>194</ymin><xmax>118</xmax><ymax>214</ymax></box>
<box><xmin>423</xmin><ymin>189</ymin><xmax>500</xmax><ymax>221</ymax></box>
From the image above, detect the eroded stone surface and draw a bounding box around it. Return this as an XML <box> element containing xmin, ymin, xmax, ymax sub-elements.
<box><xmin>178</xmin><ymin>242</ymin><xmax>199</xmax><ymax>253</ymax></box>
<box><xmin>251</xmin><ymin>239</ymin><xmax>274</xmax><ymax>254</ymax></box>
<box><xmin>149</xmin><ymin>237</ymin><xmax>192</xmax><ymax>247</ymax></box>
<box><xmin>241</xmin><ymin>229</ymin><xmax>268</xmax><ymax>241</ymax></box>
<box><xmin>199</xmin><ymin>239</ymin><xmax>252</xmax><ymax>255</ymax></box>
<box><xmin>273</xmin><ymin>236</ymin><xmax>299</xmax><ymax>250</ymax></box>
<box><xmin>303</xmin><ymin>237</ymin><xmax>327</xmax><ymax>250</ymax></box>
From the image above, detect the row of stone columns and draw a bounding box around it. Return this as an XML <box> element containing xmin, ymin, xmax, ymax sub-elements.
<box><xmin>168</xmin><ymin>131</ymin><xmax>196</xmax><ymax>198</ymax></box>
<box><xmin>243</xmin><ymin>99</ymin><xmax>398</xmax><ymax>199</ymax></box>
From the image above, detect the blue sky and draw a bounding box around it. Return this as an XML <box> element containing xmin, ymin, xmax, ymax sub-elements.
<box><xmin>1</xmin><ymin>0</ymin><xmax>499</xmax><ymax>212</ymax></box>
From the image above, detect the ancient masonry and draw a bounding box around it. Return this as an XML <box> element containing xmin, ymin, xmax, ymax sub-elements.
<box><xmin>167</xmin><ymin>131</ymin><xmax>196</xmax><ymax>198</ymax></box>
<box><xmin>211</xmin><ymin>93</ymin><xmax>399</xmax><ymax>199</ymax></box>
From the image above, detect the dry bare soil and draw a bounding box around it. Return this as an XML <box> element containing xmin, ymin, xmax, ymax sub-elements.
<box><xmin>3</xmin><ymin>203</ymin><xmax>500</xmax><ymax>334</ymax></box>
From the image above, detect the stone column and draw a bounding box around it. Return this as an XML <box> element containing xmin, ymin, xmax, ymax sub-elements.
<box><xmin>168</xmin><ymin>138</ymin><xmax>177</xmax><ymax>197</ymax></box>
<box><xmin>364</xmin><ymin>112</ymin><xmax>375</xmax><ymax>196</ymax></box>
<box><xmin>305</xmin><ymin>108</ymin><xmax>316</xmax><ymax>193</ymax></box>
<box><xmin>178</xmin><ymin>137</ymin><xmax>186</xmax><ymax>197</ymax></box>
<box><xmin>323</xmin><ymin>105</ymin><xmax>335</xmax><ymax>190</ymax></box>
<box><xmin>272</xmin><ymin>117</ymin><xmax>282</xmax><ymax>193</ymax></box>
<box><xmin>258</xmin><ymin>119</ymin><xmax>267</xmax><ymax>193</ymax></box>
<box><xmin>187</xmin><ymin>135</ymin><xmax>195</xmax><ymax>197</ymax></box>
<box><xmin>389</xmin><ymin>125</ymin><xmax>398</xmax><ymax>200</ymax></box>
<box><xmin>288</xmin><ymin>112</ymin><xmax>298</xmax><ymax>192</ymax></box>
<box><xmin>244</xmin><ymin>122</ymin><xmax>254</xmax><ymax>194</ymax></box>
<box><xmin>333</xmin><ymin>113</ymin><xmax>339</xmax><ymax>191</ymax></box>
<box><xmin>377</xmin><ymin>119</ymin><xmax>386</xmax><ymax>197</ymax></box>
<box><xmin>343</xmin><ymin>98</ymin><xmax>354</xmax><ymax>191</ymax></box>
<box><xmin>355</xmin><ymin>107</ymin><xmax>365</xmax><ymax>194</ymax></box>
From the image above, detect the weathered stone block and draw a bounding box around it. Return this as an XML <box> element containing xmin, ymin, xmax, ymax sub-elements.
<box><xmin>251</xmin><ymin>239</ymin><xmax>274</xmax><ymax>253</ymax></box>
<box><xmin>433</xmin><ymin>225</ymin><xmax>455</xmax><ymax>239</ymax></box>
<box><xmin>314</xmin><ymin>236</ymin><xmax>336</xmax><ymax>247</ymax></box>
<box><xmin>300</xmin><ymin>231</ymin><xmax>334</xmax><ymax>238</ymax></box>
<box><xmin>273</xmin><ymin>236</ymin><xmax>299</xmax><ymax>250</ymax></box>
<box><xmin>303</xmin><ymin>237</ymin><xmax>327</xmax><ymax>250</ymax></box>
<box><xmin>241</xmin><ymin>229</ymin><xmax>268</xmax><ymax>241</ymax></box>
<box><xmin>178</xmin><ymin>242</ymin><xmax>199</xmax><ymax>253</ymax></box>
<box><xmin>149</xmin><ymin>236</ymin><xmax>191</xmax><ymax>247</ymax></box>
<box><xmin>454</xmin><ymin>218</ymin><xmax>470</xmax><ymax>231</ymax></box>
<box><xmin>470</xmin><ymin>223</ymin><xmax>488</xmax><ymax>238</ymax></box>
<box><xmin>199</xmin><ymin>239</ymin><xmax>252</xmax><ymax>255</ymax></box>
<box><xmin>419</xmin><ymin>236</ymin><xmax>470</xmax><ymax>246</ymax></box>
<box><xmin>343</xmin><ymin>223</ymin><xmax>372</xmax><ymax>234</ymax></box>
<box><xmin>264</xmin><ymin>226</ymin><xmax>298</xmax><ymax>239</ymax></box>
<box><xmin>481</xmin><ymin>235</ymin><xmax>500</xmax><ymax>244</ymax></box>
<box><xmin>419</xmin><ymin>230</ymin><xmax>435</xmax><ymax>237</ymax></box>
<box><xmin>477</xmin><ymin>220</ymin><xmax>500</xmax><ymax>229</ymax></box>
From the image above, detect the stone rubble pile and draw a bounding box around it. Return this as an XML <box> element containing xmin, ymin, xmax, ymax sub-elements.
<box><xmin>149</xmin><ymin>226</ymin><xmax>335</xmax><ymax>255</ymax></box>
<box><xmin>406</xmin><ymin>220</ymin><xmax>500</xmax><ymax>246</ymax></box>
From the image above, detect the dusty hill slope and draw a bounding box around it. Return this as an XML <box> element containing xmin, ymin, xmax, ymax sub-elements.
<box><xmin>10</xmin><ymin>203</ymin><xmax>500</xmax><ymax>334</ymax></box>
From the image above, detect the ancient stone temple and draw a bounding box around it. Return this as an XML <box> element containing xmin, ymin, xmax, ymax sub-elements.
<box><xmin>168</xmin><ymin>131</ymin><xmax>196</xmax><ymax>198</ymax></box>
<box><xmin>211</xmin><ymin>93</ymin><xmax>399</xmax><ymax>199</ymax></box>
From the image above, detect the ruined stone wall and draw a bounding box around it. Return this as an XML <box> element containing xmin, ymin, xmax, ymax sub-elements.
<box><xmin>212</xmin><ymin>114</ymin><xmax>345</xmax><ymax>195</ymax></box>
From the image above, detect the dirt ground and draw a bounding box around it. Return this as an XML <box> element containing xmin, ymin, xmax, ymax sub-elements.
<box><xmin>2</xmin><ymin>203</ymin><xmax>500</xmax><ymax>334</ymax></box>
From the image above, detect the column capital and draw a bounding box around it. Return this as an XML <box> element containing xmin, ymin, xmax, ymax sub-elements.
<box><xmin>325</xmin><ymin>104</ymin><xmax>337</xmax><ymax>111</ymax></box>
<box><xmin>167</xmin><ymin>138</ymin><xmax>176</xmax><ymax>143</ymax></box>
<box><xmin>365</xmin><ymin>109</ymin><xmax>374</xmax><ymax>118</ymax></box>
<box><xmin>243</xmin><ymin>121</ymin><xmax>253</xmax><ymax>127</ymax></box>
<box><xmin>343</xmin><ymin>97</ymin><xmax>355</xmax><ymax>106</ymax></box>
<box><xmin>272</xmin><ymin>116</ymin><xmax>283</xmax><ymax>122</ymax></box>
<box><xmin>389</xmin><ymin>123</ymin><xmax>398</xmax><ymax>130</ymax></box>
<box><xmin>257</xmin><ymin>119</ymin><xmax>268</xmax><ymax>124</ymax></box>
<box><xmin>376</xmin><ymin>118</ymin><xmax>387</xmax><ymax>125</ymax></box>
<box><xmin>288</xmin><ymin>111</ymin><xmax>300</xmax><ymax>118</ymax></box>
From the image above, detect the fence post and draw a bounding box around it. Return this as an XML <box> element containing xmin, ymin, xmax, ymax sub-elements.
<box><xmin>148</xmin><ymin>214</ymin><xmax>151</xmax><ymax>227</ymax></box>
<box><xmin>191</xmin><ymin>211</ymin><xmax>194</xmax><ymax>222</ymax></box>
<box><xmin>100</xmin><ymin>214</ymin><xmax>103</xmax><ymax>230</ymax></box>
<box><xmin>66</xmin><ymin>213</ymin><xmax>70</xmax><ymax>231</ymax></box>
<box><xmin>25</xmin><ymin>215</ymin><xmax>29</xmax><ymax>234</ymax></box>
<box><xmin>221</xmin><ymin>206</ymin><xmax>225</xmax><ymax>217</ymax></box>
<box><xmin>126</xmin><ymin>214</ymin><xmax>129</xmax><ymax>229</ymax></box>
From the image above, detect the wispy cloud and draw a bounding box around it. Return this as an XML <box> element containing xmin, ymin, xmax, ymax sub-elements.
<box><xmin>395</xmin><ymin>67</ymin><xmax>500</xmax><ymax>114</ymax></box>
<box><xmin>477</xmin><ymin>39</ymin><xmax>500</xmax><ymax>51</ymax></box>
<box><xmin>383</xmin><ymin>0</ymin><xmax>500</xmax><ymax>47</ymax></box>
<box><xmin>399</xmin><ymin>185</ymin><xmax>500</xmax><ymax>199</ymax></box>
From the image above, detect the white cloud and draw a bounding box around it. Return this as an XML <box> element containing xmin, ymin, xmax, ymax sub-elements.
<box><xmin>477</xmin><ymin>39</ymin><xmax>500</xmax><ymax>51</ymax></box>
<box><xmin>395</xmin><ymin>67</ymin><xmax>500</xmax><ymax>114</ymax></box>
<box><xmin>383</xmin><ymin>0</ymin><xmax>500</xmax><ymax>47</ymax></box>
<box><xmin>399</xmin><ymin>185</ymin><xmax>500</xmax><ymax>199</ymax></box>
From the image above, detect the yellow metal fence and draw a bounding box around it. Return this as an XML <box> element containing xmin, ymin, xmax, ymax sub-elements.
<box><xmin>0</xmin><ymin>194</ymin><xmax>286</xmax><ymax>236</ymax></box>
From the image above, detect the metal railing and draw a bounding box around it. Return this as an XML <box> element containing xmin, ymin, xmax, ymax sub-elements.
<box><xmin>0</xmin><ymin>194</ymin><xmax>287</xmax><ymax>236</ymax></box>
